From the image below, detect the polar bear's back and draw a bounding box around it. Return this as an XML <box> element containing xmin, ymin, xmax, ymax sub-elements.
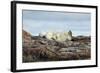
<box><xmin>39</xmin><ymin>31</ymin><xmax>72</xmax><ymax>42</ymax></box>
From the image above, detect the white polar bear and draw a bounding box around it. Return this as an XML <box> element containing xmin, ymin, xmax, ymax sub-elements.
<box><xmin>39</xmin><ymin>32</ymin><xmax>57</xmax><ymax>40</ymax></box>
<box><xmin>39</xmin><ymin>30</ymin><xmax>72</xmax><ymax>42</ymax></box>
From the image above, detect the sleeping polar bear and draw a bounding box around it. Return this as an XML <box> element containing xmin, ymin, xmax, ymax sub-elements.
<box><xmin>39</xmin><ymin>31</ymin><xmax>72</xmax><ymax>42</ymax></box>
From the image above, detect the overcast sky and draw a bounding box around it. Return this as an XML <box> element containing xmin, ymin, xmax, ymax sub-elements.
<box><xmin>23</xmin><ymin>10</ymin><xmax>91</xmax><ymax>36</ymax></box>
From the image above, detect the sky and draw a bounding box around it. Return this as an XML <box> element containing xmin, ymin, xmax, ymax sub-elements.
<box><xmin>23</xmin><ymin>10</ymin><xmax>91</xmax><ymax>36</ymax></box>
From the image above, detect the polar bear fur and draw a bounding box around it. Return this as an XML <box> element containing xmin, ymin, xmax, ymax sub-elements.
<box><xmin>39</xmin><ymin>31</ymin><xmax>72</xmax><ymax>42</ymax></box>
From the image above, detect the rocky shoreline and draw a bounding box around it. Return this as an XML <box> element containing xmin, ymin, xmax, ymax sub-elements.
<box><xmin>22</xmin><ymin>30</ymin><xmax>91</xmax><ymax>62</ymax></box>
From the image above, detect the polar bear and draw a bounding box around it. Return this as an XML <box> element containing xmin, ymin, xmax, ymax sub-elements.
<box><xmin>39</xmin><ymin>32</ymin><xmax>58</xmax><ymax>40</ymax></box>
<box><xmin>39</xmin><ymin>30</ymin><xmax>72</xmax><ymax>42</ymax></box>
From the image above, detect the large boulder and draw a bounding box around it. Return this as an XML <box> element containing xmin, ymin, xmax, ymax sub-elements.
<box><xmin>22</xmin><ymin>30</ymin><xmax>32</xmax><ymax>48</ymax></box>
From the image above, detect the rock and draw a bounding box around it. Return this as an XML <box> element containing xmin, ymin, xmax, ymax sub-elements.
<box><xmin>76</xmin><ymin>48</ymin><xmax>91</xmax><ymax>59</ymax></box>
<box><xmin>59</xmin><ymin>47</ymin><xmax>77</xmax><ymax>52</ymax></box>
<box><xmin>72</xmin><ymin>42</ymin><xmax>80</xmax><ymax>47</ymax></box>
<box><xmin>59</xmin><ymin>52</ymin><xmax>79</xmax><ymax>60</ymax></box>
<box><xmin>22</xmin><ymin>30</ymin><xmax>32</xmax><ymax>48</ymax></box>
<box><xmin>22</xmin><ymin>29</ymin><xmax>91</xmax><ymax>62</ymax></box>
